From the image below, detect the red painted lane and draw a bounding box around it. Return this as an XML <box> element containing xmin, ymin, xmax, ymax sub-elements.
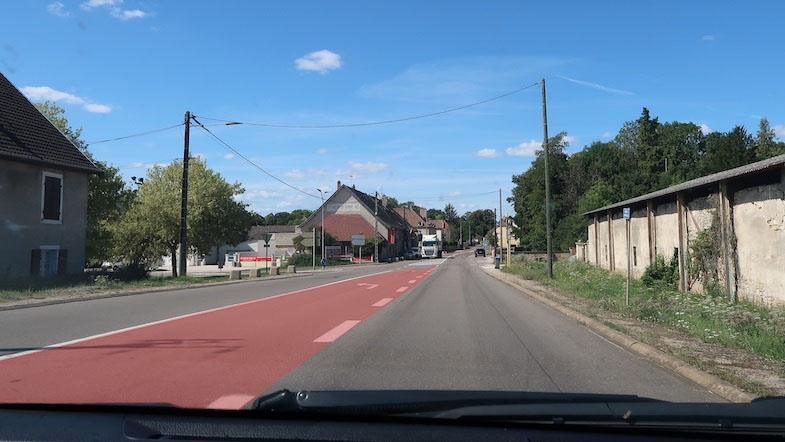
<box><xmin>0</xmin><ymin>267</ymin><xmax>435</xmax><ymax>408</ymax></box>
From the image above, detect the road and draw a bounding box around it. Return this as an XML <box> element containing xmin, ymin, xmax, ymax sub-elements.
<box><xmin>0</xmin><ymin>252</ymin><xmax>723</xmax><ymax>408</ymax></box>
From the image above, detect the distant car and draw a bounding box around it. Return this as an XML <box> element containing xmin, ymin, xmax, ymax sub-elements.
<box><xmin>403</xmin><ymin>247</ymin><xmax>421</xmax><ymax>260</ymax></box>
<box><xmin>475</xmin><ymin>248</ymin><xmax>485</xmax><ymax>257</ymax></box>
<box><xmin>101</xmin><ymin>261</ymin><xmax>122</xmax><ymax>271</ymax></box>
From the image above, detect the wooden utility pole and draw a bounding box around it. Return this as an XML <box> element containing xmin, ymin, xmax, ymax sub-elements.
<box><xmin>178</xmin><ymin>111</ymin><xmax>191</xmax><ymax>277</ymax></box>
<box><xmin>542</xmin><ymin>78</ymin><xmax>553</xmax><ymax>279</ymax></box>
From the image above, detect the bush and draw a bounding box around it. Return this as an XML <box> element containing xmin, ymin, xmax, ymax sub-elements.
<box><xmin>641</xmin><ymin>254</ymin><xmax>678</xmax><ymax>288</ymax></box>
<box><xmin>287</xmin><ymin>254</ymin><xmax>314</xmax><ymax>267</ymax></box>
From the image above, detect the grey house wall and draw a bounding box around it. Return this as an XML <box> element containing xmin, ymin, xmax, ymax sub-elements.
<box><xmin>0</xmin><ymin>159</ymin><xmax>89</xmax><ymax>278</ymax></box>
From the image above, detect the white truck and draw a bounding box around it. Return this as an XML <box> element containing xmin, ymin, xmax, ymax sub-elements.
<box><xmin>420</xmin><ymin>233</ymin><xmax>442</xmax><ymax>258</ymax></box>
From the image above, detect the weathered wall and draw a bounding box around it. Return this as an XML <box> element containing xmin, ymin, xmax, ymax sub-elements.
<box><xmin>628</xmin><ymin>207</ymin><xmax>650</xmax><ymax>278</ymax></box>
<box><xmin>0</xmin><ymin>159</ymin><xmax>89</xmax><ymax>278</ymax></box>
<box><xmin>611</xmin><ymin>211</ymin><xmax>627</xmax><ymax>272</ymax></box>
<box><xmin>653</xmin><ymin>201</ymin><xmax>679</xmax><ymax>262</ymax></box>
<box><xmin>732</xmin><ymin>177</ymin><xmax>785</xmax><ymax>305</ymax></box>
<box><xmin>586</xmin><ymin>222</ymin><xmax>596</xmax><ymax>265</ymax></box>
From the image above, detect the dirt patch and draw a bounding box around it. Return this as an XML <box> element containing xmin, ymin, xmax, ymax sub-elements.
<box><xmin>505</xmin><ymin>275</ymin><xmax>785</xmax><ymax>397</ymax></box>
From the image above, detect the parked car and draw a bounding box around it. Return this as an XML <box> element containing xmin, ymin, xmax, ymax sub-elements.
<box><xmin>475</xmin><ymin>248</ymin><xmax>485</xmax><ymax>257</ymax></box>
<box><xmin>101</xmin><ymin>261</ymin><xmax>122</xmax><ymax>271</ymax></box>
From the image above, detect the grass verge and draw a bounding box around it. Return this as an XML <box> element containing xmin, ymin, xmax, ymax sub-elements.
<box><xmin>503</xmin><ymin>260</ymin><xmax>785</xmax><ymax>362</ymax></box>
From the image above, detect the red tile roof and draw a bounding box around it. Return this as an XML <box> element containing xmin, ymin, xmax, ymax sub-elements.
<box><xmin>318</xmin><ymin>214</ymin><xmax>378</xmax><ymax>242</ymax></box>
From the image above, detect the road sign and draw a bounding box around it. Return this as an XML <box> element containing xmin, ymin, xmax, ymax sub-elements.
<box><xmin>623</xmin><ymin>207</ymin><xmax>631</xmax><ymax>219</ymax></box>
<box><xmin>351</xmin><ymin>234</ymin><xmax>365</xmax><ymax>246</ymax></box>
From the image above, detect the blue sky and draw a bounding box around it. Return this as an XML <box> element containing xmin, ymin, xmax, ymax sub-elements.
<box><xmin>3</xmin><ymin>1</ymin><xmax>785</xmax><ymax>217</ymax></box>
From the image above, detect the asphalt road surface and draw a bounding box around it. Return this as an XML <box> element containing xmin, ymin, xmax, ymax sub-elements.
<box><xmin>0</xmin><ymin>252</ymin><xmax>723</xmax><ymax>408</ymax></box>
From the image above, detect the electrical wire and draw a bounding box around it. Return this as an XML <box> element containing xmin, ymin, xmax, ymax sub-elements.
<box><xmin>191</xmin><ymin>117</ymin><xmax>320</xmax><ymax>199</ymax></box>
<box><xmin>197</xmin><ymin>82</ymin><xmax>541</xmax><ymax>129</ymax></box>
<box><xmin>86</xmin><ymin>123</ymin><xmax>184</xmax><ymax>145</ymax></box>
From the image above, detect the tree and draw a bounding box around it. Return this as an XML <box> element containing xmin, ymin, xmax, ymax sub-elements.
<box><xmin>112</xmin><ymin>158</ymin><xmax>252</xmax><ymax>276</ymax></box>
<box><xmin>699</xmin><ymin>126</ymin><xmax>755</xmax><ymax>175</ymax></box>
<box><xmin>464</xmin><ymin>209</ymin><xmax>496</xmax><ymax>243</ymax></box>
<box><xmin>755</xmin><ymin>118</ymin><xmax>785</xmax><ymax>160</ymax></box>
<box><xmin>34</xmin><ymin>101</ymin><xmax>135</xmax><ymax>264</ymax></box>
<box><xmin>426</xmin><ymin>208</ymin><xmax>445</xmax><ymax>220</ymax></box>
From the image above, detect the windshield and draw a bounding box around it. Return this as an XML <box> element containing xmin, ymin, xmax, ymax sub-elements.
<box><xmin>1</xmin><ymin>0</ymin><xmax>784</xmax><ymax>421</ymax></box>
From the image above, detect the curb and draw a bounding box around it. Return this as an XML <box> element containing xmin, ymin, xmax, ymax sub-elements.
<box><xmin>0</xmin><ymin>271</ymin><xmax>310</xmax><ymax>312</ymax></box>
<box><xmin>482</xmin><ymin>266</ymin><xmax>755</xmax><ymax>403</ymax></box>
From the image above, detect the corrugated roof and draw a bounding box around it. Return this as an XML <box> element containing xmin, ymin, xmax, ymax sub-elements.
<box><xmin>248</xmin><ymin>225</ymin><xmax>297</xmax><ymax>240</ymax></box>
<box><xmin>584</xmin><ymin>154</ymin><xmax>785</xmax><ymax>215</ymax></box>
<box><xmin>0</xmin><ymin>72</ymin><xmax>100</xmax><ymax>174</ymax></box>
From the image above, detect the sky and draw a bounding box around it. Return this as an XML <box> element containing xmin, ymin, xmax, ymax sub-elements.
<box><xmin>3</xmin><ymin>1</ymin><xmax>785</xmax><ymax>217</ymax></box>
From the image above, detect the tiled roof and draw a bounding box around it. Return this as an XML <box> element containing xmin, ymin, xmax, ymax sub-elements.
<box><xmin>394</xmin><ymin>207</ymin><xmax>426</xmax><ymax>228</ymax></box>
<box><xmin>248</xmin><ymin>225</ymin><xmax>297</xmax><ymax>240</ymax></box>
<box><xmin>0</xmin><ymin>72</ymin><xmax>100</xmax><ymax>174</ymax></box>
<box><xmin>318</xmin><ymin>213</ymin><xmax>378</xmax><ymax>242</ymax></box>
<box><xmin>299</xmin><ymin>185</ymin><xmax>409</xmax><ymax>231</ymax></box>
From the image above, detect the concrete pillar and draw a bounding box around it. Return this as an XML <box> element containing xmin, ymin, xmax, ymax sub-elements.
<box><xmin>607</xmin><ymin>210</ymin><xmax>615</xmax><ymax>271</ymax></box>
<box><xmin>593</xmin><ymin>214</ymin><xmax>600</xmax><ymax>265</ymax></box>
<box><xmin>230</xmin><ymin>269</ymin><xmax>242</xmax><ymax>280</ymax></box>
<box><xmin>676</xmin><ymin>192</ymin><xmax>688</xmax><ymax>291</ymax></box>
<box><xmin>718</xmin><ymin>180</ymin><xmax>737</xmax><ymax>301</ymax></box>
<box><xmin>647</xmin><ymin>200</ymin><xmax>656</xmax><ymax>264</ymax></box>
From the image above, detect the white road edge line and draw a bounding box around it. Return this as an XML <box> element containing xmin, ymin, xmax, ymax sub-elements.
<box><xmin>0</xmin><ymin>269</ymin><xmax>394</xmax><ymax>362</ymax></box>
<box><xmin>313</xmin><ymin>320</ymin><xmax>361</xmax><ymax>343</ymax></box>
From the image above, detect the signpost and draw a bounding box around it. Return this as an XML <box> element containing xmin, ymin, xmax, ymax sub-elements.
<box><xmin>623</xmin><ymin>207</ymin><xmax>631</xmax><ymax>306</ymax></box>
<box><xmin>351</xmin><ymin>235</ymin><xmax>365</xmax><ymax>263</ymax></box>
<box><xmin>263</xmin><ymin>233</ymin><xmax>272</xmax><ymax>274</ymax></box>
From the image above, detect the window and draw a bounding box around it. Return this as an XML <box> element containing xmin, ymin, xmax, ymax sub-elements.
<box><xmin>633</xmin><ymin>246</ymin><xmax>637</xmax><ymax>266</ymax></box>
<box><xmin>41</xmin><ymin>172</ymin><xmax>63</xmax><ymax>223</ymax></box>
<box><xmin>30</xmin><ymin>247</ymin><xmax>66</xmax><ymax>277</ymax></box>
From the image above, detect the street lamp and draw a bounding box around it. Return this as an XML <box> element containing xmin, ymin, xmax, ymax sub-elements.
<box><xmin>317</xmin><ymin>188</ymin><xmax>326</xmax><ymax>260</ymax></box>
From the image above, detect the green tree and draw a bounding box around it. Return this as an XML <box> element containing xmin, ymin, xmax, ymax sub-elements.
<box><xmin>34</xmin><ymin>101</ymin><xmax>135</xmax><ymax>264</ymax></box>
<box><xmin>112</xmin><ymin>158</ymin><xmax>251</xmax><ymax>276</ymax></box>
<box><xmin>754</xmin><ymin>118</ymin><xmax>785</xmax><ymax>160</ymax></box>
<box><xmin>464</xmin><ymin>209</ymin><xmax>496</xmax><ymax>243</ymax></box>
<box><xmin>699</xmin><ymin>126</ymin><xmax>755</xmax><ymax>175</ymax></box>
<box><xmin>508</xmin><ymin>132</ymin><xmax>570</xmax><ymax>250</ymax></box>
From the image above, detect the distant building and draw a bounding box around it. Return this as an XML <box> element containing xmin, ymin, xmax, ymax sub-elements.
<box><xmin>582</xmin><ymin>154</ymin><xmax>785</xmax><ymax>305</ymax></box>
<box><xmin>0</xmin><ymin>72</ymin><xmax>101</xmax><ymax>279</ymax></box>
<box><xmin>299</xmin><ymin>182</ymin><xmax>408</xmax><ymax>260</ymax></box>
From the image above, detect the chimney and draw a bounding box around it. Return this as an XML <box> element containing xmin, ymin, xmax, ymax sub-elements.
<box><xmin>382</xmin><ymin>195</ymin><xmax>388</xmax><ymax>207</ymax></box>
<box><xmin>337</xmin><ymin>180</ymin><xmax>342</xmax><ymax>190</ymax></box>
<box><xmin>419</xmin><ymin>207</ymin><xmax>427</xmax><ymax>220</ymax></box>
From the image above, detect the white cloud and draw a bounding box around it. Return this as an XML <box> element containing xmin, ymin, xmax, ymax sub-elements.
<box><xmin>316</xmin><ymin>148</ymin><xmax>327</xmax><ymax>154</ymax></box>
<box><xmin>194</xmin><ymin>153</ymin><xmax>207</xmax><ymax>161</ymax></box>
<box><xmin>349</xmin><ymin>161</ymin><xmax>387</xmax><ymax>173</ymax></box>
<box><xmin>21</xmin><ymin>85</ymin><xmax>112</xmax><ymax>114</ymax></box>
<box><xmin>47</xmin><ymin>2</ymin><xmax>72</xmax><ymax>17</ymax></box>
<box><xmin>111</xmin><ymin>7</ymin><xmax>147</xmax><ymax>20</ymax></box>
<box><xmin>505</xmin><ymin>140</ymin><xmax>540</xmax><ymax>157</ymax></box>
<box><xmin>284</xmin><ymin>169</ymin><xmax>306</xmax><ymax>180</ymax></box>
<box><xmin>774</xmin><ymin>125</ymin><xmax>785</xmax><ymax>138</ymax></box>
<box><xmin>448</xmin><ymin>191</ymin><xmax>461</xmax><ymax>197</ymax></box>
<box><xmin>475</xmin><ymin>148</ymin><xmax>500</xmax><ymax>158</ymax></box>
<box><xmin>562</xmin><ymin>135</ymin><xmax>577</xmax><ymax>145</ymax></box>
<box><xmin>242</xmin><ymin>190</ymin><xmax>283</xmax><ymax>201</ymax></box>
<box><xmin>81</xmin><ymin>0</ymin><xmax>121</xmax><ymax>9</ymax></box>
<box><xmin>295</xmin><ymin>50</ymin><xmax>342</xmax><ymax>74</ymax></box>
<box><xmin>223</xmin><ymin>153</ymin><xmax>235</xmax><ymax>160</ymax></box>
<box><xmin>83</xmin><ymin>103</ymin><xmax>112</xmax><ymax>113</ymax></box>
<box><xmin>701</xmin><ymin>34</ymin><xmax>716</xmax><ymax>41</ymax></box>
<box><xmin>699</xmin><ymin>123</ymin><xmax>712</xmax><ymax>135</ymax></box>
<box><xmin>558</xmin><ymin>75</ymin><xmax>634</xmax><ymax>96</ymax></box>
<box><xmin>602</xmin><ymin>131</ymin><xmax>612</xmax><ymax>139</ymax></box>
<box><xmin>81</xmin><ymin>0</ymin><xmax>149</xmax><ymax>20</ymax></box>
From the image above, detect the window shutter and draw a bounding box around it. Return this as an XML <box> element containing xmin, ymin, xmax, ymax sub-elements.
<box><xmin>43</xmin><ymin>176</ymin><xmax>62</xmax><ymax>221</ymax></box>
<box><xmin>58</xmin><ymin>249</ymin><xmax>68</xmax><ymax>275</ymax></box>
<box><xmin>30</xmin><ymin>249</ymin><xmax>41</xmax><ymax>277</ymax></box>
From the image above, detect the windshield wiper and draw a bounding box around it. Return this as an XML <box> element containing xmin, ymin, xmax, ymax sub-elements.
<box><xmin>244</xmin><ymin>389</ymin><xmax>661</xmax><ymax>415</ymax></box>
<box><xmin>245</xmin><ymin>390</ymin><xmax>785</xmax><ymax>432</ymax></box>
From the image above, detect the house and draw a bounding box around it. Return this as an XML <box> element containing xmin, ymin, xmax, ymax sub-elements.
<box><xmin>393</xmin><ymin>206</ymin><xmax>451</xmax><ymax>247</ymax></box>
<box><xmin>493</xmin><ymin>215</ymin><xmax>519</xmax><ymax>251</ymax></box>
<box><xmin>299</xmin><ymin>182</ymin><xmax>408</xmax><ymax>260</ymax></box>
<box><xmin>0</xmin><ymin>72</ymin><xmax>101</xmax><ymax>279</ymax></box>
<box><xmin>582</xmin><ymin>154</ymin><xmax>785</xmax><ymax>306</ymax></box>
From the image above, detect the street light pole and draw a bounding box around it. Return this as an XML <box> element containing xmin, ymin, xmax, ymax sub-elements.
<box><xmin>317</xmin><ymin>189</ymin><xmax>325</xmax><ymax>260</ymax></box>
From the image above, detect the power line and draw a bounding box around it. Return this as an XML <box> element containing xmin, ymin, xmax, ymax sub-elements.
<box><xmin>191</xmin><ymin>117</ymin><xmax>320</xmax><ymax>199</ymax></box>
<box><xmin>87</xmin><ymin>123</ymin><xmax>184</xmax><ymax>145</ymax></box>
<box><xmin>197</xmin><ymin>82</ymin><xmax>541</xmax><ymax>129</ymax></box>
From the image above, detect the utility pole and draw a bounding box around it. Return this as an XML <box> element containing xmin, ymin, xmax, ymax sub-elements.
<box><xmin>374</xmin><ymin>192</ymin><xmax>379</xmax><ymax>262</ymax></box>
<box><xmin>542</xmin><ymin>78</ymin><xmax>553</xmax><ymax>279</ymax></box>
<box><xmin>178</xmin><ymin>111</ymin><xmax>191</xmax><ymax>277</ymax></box>
<box><xmin>499</xmin><ymin>188</ymin><xmax>503</xmax><ymax>260</ymax></box>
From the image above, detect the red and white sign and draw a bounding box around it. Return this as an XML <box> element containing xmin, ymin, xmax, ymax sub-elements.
<box><xmin>238</xmin><ymin>256</ymin><xmax>272</xmax><ymax>262</ymax></box>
